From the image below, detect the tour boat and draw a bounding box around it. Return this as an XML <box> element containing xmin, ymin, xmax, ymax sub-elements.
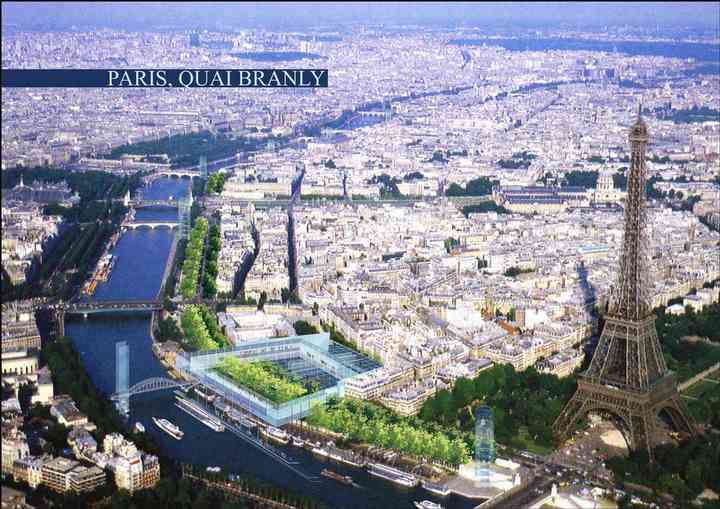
<box><xmin>152</xmin><ymin>417</ymin><xmax>184</xmax><ymax>440</ymax></box>
<box><xmin>321</xmin><ymin>468</ymin><xmax>353</xmax><ymax>485</ymax></box>
<box><xmin>414</xmin><ymin>501</ymin><xmax>444</xmax><ymax>509</ymax></box>
<box><xmin>134</xmin><ymin>421</ymin><xmax>145</xmax><ymax>433</ymax></box>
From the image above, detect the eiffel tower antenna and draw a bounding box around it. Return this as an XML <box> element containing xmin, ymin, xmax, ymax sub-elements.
<box><xmin>553</xmin><ymin>110</ymin><xmax>697</xmax><ymax>462</ymax></box>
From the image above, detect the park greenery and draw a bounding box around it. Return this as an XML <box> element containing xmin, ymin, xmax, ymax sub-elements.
<box><xmin>403</xmin><ymin>171</ymin><xmax>424</xmax><ymax>181</ymax></box>
<box><xmin>684</xmin><ymin>374</ymin><xmax>720</xmax><ymax>428</ymax></box>
<box><xmin>108</xmin><ymin>130</ymin><xmax>279</xmax><ymax>168</ymax></box>
<box><xmin>215</xmin><ymin>358</ymin><xmax>317</xmax><ymax>404</ymax></box>
<box><xmin>281</xmin><ymin>287</ymin><xmax>302</xmax><ymax>304</ymax></box>
<box><xmin>461</xmin><ymin>202</ymin><xmax>510</xmax><ymax>217</ymax></box>
<box><xmin>419</xmin><ymin>364</ymin><xmax>576</xmax><ymax>453</ymax></box>
<box><xmin>654</xmin><ymin>105</ymin><xmax>720</xmax><ymax>124</ymax></box>
<box><xmin>445</xmin><ymin>176</ymin><xmax>497</xmax><ymax>197</ymax></box>
<box><xmin>654</xmin><ymin>303</ymin><xmax>720</xmax><ymax>383</ymax></box>
<box><xmin>2</xmin><ymin>166</ymin><xmax>141</xmax><ymax>205</ymax></box>
<box><xmin>307</xmin><ymin>397</ymin><xmax>471</xmax><ymax>465</ymax></box>
<box><xmin>179</xmin><ymin>217</ymin><xmax>208</xmax><ymax>299</ymax></box>
<box><xmin>497</xmin><ymin>151</ymin><xmax>536</xmax><ymax>169</ymax></box>
<box><xmin>444</xmin><ymin>237</ymin><xmax>459</xmax><ymax>253</ymax></box>
<box><xmin>606</xmin><ymin>434</ymin><xmax>720</xmax><ymax>507</ymax></box>
<box><xmin>202</xmin><ymin>224</ymin><xmax>221</xmax><ymax>298</ymax></box>
<box><xmin>563</xmin><ymin>170</ymin><xmax>599</xmax><ymax>188</ymax></box>
<box><xmin>155</xmin><ymin>315</ymin><xmax>183</xmax><ymax>343</ymax></box>
<box><xmin>366</xmin><ymin>173</ymin><xmax>404</xmax><ymax>199</ymax></box>
<box><xmin>504</xmin><ymin>266</ymin><xmax>535</xmax><ymax>277</ymax></box>
<box><xmin>293</xmin><ymin>320</ymin><xmax>319</xmax><ymax>335</ymax></box>
<box><xmin>206</xmin><ymin>173</ymin><xmax>225</xmax><ymax>194</ymax></box>
<box><xmin>180</xmin><ymin>304</ymin><xmax>228</xmax><ymax>351</ymax></box>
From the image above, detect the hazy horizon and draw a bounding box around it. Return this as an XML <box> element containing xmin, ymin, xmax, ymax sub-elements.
<box><xmin>2</xmin><ymin>2</ymin><xmax>720</xmax><ymax>32</ymax></box>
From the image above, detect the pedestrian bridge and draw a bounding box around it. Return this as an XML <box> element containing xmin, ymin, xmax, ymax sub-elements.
<box><xmin>110</xmin><ymin>377</ymin><xmax>194</xmax><ymax>401</ymax></box>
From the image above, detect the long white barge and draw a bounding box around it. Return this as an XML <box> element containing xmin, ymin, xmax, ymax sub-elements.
<box><xmin>174</xmin><ymin>394</ymin><xmax>225</xmax><ymax>432</ymax></box>
<box><xmin>367</xmin><ymin>463</ymin><xmax>418</xmax><ymax>487</ymax></box>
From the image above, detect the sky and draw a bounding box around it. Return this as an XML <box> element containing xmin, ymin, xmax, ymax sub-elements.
<box><xmin>2</xmin><ymin>2</ymin><xmax>719</xmax><ymax>31</ymax></box>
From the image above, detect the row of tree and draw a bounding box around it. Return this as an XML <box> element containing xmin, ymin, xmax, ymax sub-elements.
<box><xmin>461</xmin><ymin>202</ymin><xmax>510</xmax><ymax>217</ymax></box>
<box><xmin>179</xmin><ymin>218</ymin><xmax>208</xmax><ymax>299</ymax></box>
<box><xmin>180</xmin><ymin>304</ymin><xmax>227</xmax><ymax>351</ymax></box>
<box><xmin>307</xmin><ymin>397</ymin><xmax>470</xmax><ymax>465</ymax></box>
<box><xmin>202</xmin><ymin>224</ymin><xmax>221</xmax><ymax>298</ymax></box>
<box><xmin>445</xmin><ymin>176</ymin><xmax>497</xmax><ymax>197</ymax></box>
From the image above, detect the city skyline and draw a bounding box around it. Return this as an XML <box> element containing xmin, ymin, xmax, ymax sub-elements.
<box><xmin>2</xmin><ymin>2</ymin><xmax>720</xmax><ymax>30</ymax></box>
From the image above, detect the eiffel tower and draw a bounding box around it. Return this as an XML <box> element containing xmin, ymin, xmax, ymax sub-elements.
<box><xmin>553</xmin><ymin>106</ymin><xmax>697</xmax><ymax>461</ymax></box>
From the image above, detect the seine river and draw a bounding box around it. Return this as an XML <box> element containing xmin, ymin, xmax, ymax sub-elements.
<box><xmin>64</xmin><ymin>178</ymin><xmax>477</xmax><ymax>509</ymax></box>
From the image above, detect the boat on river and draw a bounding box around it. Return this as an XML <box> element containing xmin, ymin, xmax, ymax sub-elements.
<box><xmin>321</xmin><ymin>468</ymin><xmax>353</xmax><ymax>485</ymax></box>
<box><xmin>152</xmin><ymin>417</ymin><xmax>184</xmax><ymax>440</ymax></box>
<box><xmin>134</xmin><ymin>422</ymin><xmax>145</xmax><ymax>433</ymax></box>
<box><xmin>414</xmin><ymin>501</ymin><xmax>444</xmax><ymax>509</ymax></box>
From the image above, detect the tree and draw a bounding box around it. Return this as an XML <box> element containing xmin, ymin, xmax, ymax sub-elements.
<box><xmin>257</xmin><ymin>291</ymin><xmax>267</xmax><ymax>310</ymax></box>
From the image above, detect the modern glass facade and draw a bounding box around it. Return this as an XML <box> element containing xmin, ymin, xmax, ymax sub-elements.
<box><xmin>115</xmin><ymin>341</ymin><xmax>130</xmax><ymax>416</ymax></box>
<box><xmin>475</xmin><ymin>405</ymin><xmax>496</xmax><ymax>462</ymax></box>
<box><xmin>176</xmin><ymin>333</ymin><xmax>379</xmax><ymax>426</ymax></box>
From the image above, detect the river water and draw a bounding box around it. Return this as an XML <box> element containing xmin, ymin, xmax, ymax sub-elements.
<box><xmin>64</xmin><ymin>178</ymin><xmax>476</xmax><ymax>509</ymax></box>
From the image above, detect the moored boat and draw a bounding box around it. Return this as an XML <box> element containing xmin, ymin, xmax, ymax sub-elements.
<box><xmin>421</xmin><ymin>480</ymin><xmax>450</xmax><ymax>496</ymax></box>
<box><xmin>174</xmin><ymin>395</ymin><xmax>225</xmax><ymax>432</ymax></box>
<box><xmin>311</xmin><ymin>445</ymin><xmax>329</xmax><ymax>457</ymax></box>
<box><xmin>260</xmin><ymin>426</ymin><xmax>289</xmax><ymax>445</ymax></box>
<box><xmin>134</xmin><ymin>421</ymin><xmax>145</xmax><ymax>433</ymax></box>
<box><xmin>367</xmin><ymin>463</ymin><xmax>417</xmax><ymax>487</ymax></box>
